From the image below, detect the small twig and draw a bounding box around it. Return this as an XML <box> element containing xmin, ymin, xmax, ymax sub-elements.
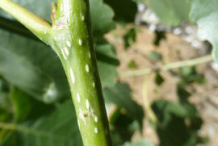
<box><xmin>142</xmin><ymin>75</ymin><xmax>158</xmax><ymax>123</ymax></box>
<box><xmin>119</xmin><ymin>55</ymin><xmax>213</xmax><ymax>77</ymax></box>
<box><xmin>0</xmin><ymin>0</ymin><xmax>51</xmax><ymax>44</ymax></box>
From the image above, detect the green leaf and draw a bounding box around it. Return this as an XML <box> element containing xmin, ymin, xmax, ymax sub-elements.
<box><xmin>179</xmin><ymin>67</ymin><xmax>205</xmax><ymax>85</ymax></box>
<box><xmin>152</xmin><ymin>100</ymin><xmax>200</xmax><ymax>125</ymax></box>
<box><xmin>128</xmin><ymin>60</ymin><xmax>137</xmax><ymax>69</ymax></box>
<box><xmin>123</xmin><ymin>27</ymin><xmax>137</xmax><ymax>49</ymax></box>
<box><xmin>2</xmin><ymin>101</ymin><xmax>82</xmax><ymax>146</ymax></box>
<box><xmin>189</xmin><ymin>0</ymin><xmax>218</xmax><ymax>61</ymax></box>
<box><xmin>0</xmin><ymin>29</ymin><xmax>69</xmax><ymax>103</ymax></box>
<box><xmin>123</xmin><ymin>140</ymin><xmax>155</xmax><ymax>146</ymax></box>
<box><xmin>103</xmin><ymin>83</ymin><xmax>144</xmax><ymax>123</ymax></box>
<box><xmin>152</xmin><ymin>100</ymin><xmax>204</xmax><ymax>146</ymax></box>
<box><xmin>90</xmin><ymin>0</ymin><xmax>115</xmax><ymax>38</ymax></box>
<box><xmin>148</xmin><ymin>0</ymin><xmax>191</xmax><ymax>26</ymax></box>
<box><xmin>148</xmin><ymin>51</ymin><xmax>162</xmax><ymax>61</ymax></box>
<box><xmin>177</xmin><ymin>83</ymin><xmax>191</xmax><ymax>103</ymax></box>
<box><xmin>155</xmin><ymin>73</ymin><xmax>165</xmax><ymax>86</ymax></box>
<box><xmin>153</xmin><ymin>31</ymin><xmax>166</xmax><ymax>46</ymax></box>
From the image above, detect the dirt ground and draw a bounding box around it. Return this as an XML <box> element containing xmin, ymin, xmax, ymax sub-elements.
<box><xmin>105</xmin><ymin>24</ymin><xmax>218</xmax><ymax>146</ymax></box>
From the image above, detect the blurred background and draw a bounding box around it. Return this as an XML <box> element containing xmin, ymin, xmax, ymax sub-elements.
<box><xmin>0</xmin><ymin>0</ymin><xmax>218</xmax><ymax>146</ymax></box>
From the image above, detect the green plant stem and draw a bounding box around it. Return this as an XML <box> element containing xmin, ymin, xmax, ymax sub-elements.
<box><xmin>142</xmin><ymin>75</ymin><xmax>157</xmax><ymax>123</ymax></box>
<box><xmin>50</xmin><ymin>0</ymin><xmax>113</xmax><ymax>145</ymax></box>
<box><xmin>0</xmin><ymin>0</ymin><xmax>113</xmax><ymax>145</ymax></box>
<box><xmin>120</xmin><ymin>55</ymin><xmax>213</xmax><ymax>77</ymax></box>
<box><xmin>0</xmin><ymin>0</ymin><xmax>51</xmax><ymax>44</ymax></box>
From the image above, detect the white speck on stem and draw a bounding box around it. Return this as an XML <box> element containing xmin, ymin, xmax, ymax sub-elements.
<box><xmin>79</xmin><ymin>109</ymin><xmax>86</xmax><ymax>125</ymax></box>
<box><xmin>88</xmin><ymin>52</ymin><xmax>91</xmax><ymax>58</ymax></box>
<box><xmin>78</xmin><ymin>120</ymin><xmax>80</xmax><ymax>128</ymax></box>
<box><xmin>86</xmin><ymin>100</ymin><xmax>90</xmax><ymax>110</ymax></box>
<box><xmin>95</xmin><ymin>116</ymin><xmax>98</xmax><ymax>122</ymax></box>
<box><xmin>79</xmin><ymin>39</ymin><xmax>82</xmax><ymax>46</ymax></box>
<box><xmin>66</xmin><ymin>41</ymin><xmax>71</xmax><ymax>47</ymax></box>
<box><xmin>82</xmin><ymin>15</ymin><xmax>85</xmax><ymax>21</ymax></box>
<box><xmin>70</xmin><ymin>68</ymin><xmax>75</xmax><ymax>84</ymax></box>
<box><xmin>86</xmin><ymin>64</ymin><xmax>89</xmax><ymax>72</ymax></box>
<box><xmin>61</xmin><ymin>49</ymin><xmax>67</xmax><ymax>59</ymax></box>
<box><xmin>93</xmin><ymin>82</ymin><xmax>95</xmax><ymax>88</ymax></box>
<box><xmin>64</xmin><ymin>47</ymin><xmax>69</xmax><ymax>56</ymax></box>
<box><xmin>95</xmin><ymin>127</ymin><xmax>98</xmax><ymax>134</ymax></box>
<box><xmin>77</xmin><ymin>93</ymin><xmax>81</xmax><ymax>103</ymax></box>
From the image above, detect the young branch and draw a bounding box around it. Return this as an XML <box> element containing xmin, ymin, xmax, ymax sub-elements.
<box><xmin>120</xmin><ymin>55</ymin><xmax>213</xmax><ymax>77</ymax></box>
<box><xmin>0</xmin><ymin>0</ymin><xmax>51</xmax><ymax>44</ymax></box>
<box><xmin>51</xmin><ymin>0</ymin><xmax>113</xmax><ymax>145</ymax></box>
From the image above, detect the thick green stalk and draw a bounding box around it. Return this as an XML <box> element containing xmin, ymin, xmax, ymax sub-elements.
<box><xmin>0</xmin><ymin>0</ymin><xmax>113</xmax><ymax>145</ymax></box>
<box><xmin>50</xmin><ymin>0</ymin><xmax>113</xmax><ymax>145</ymax></box>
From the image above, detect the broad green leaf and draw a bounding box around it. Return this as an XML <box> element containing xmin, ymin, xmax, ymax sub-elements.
<box><xmin>123</xmin><ymin>140</ymin><xmax>155</xmax><ymax>146</ymax></box>
<box><xmin>189</xmin><ymin>0</ymin><xmax>218</xmax><ymax>61</ymax></box>
<box><xmin>103</xmin><ymin>83</ymin><xmax>144</xmax><ymax>123</ymax></box>
<box><xmin>90</xmin><ymin>0</ymin><xmax>115</xmax><ymax>38</ymax></box>
<box><xmin>0</xmin><ymin>29</ymin><xmax>69</xmax><ymax>103</ymax></box>
<box><xmin>148</xmin><ymin>0</ymin><xmax>191</xmax><ymax>26</ymax></box>
<box><xmin>1</xmin><ymin>101</ymin><xmax>82</xmax><ymax>146</ymax></box>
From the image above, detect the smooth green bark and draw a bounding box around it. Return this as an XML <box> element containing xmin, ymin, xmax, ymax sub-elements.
<box><xmin>0</xmin><ymin>0</ymin><xmax>113</xmax><ymax>145</ymax></box>
<box><xmin>51</xmin><ymin>0</ymin><xmax>113</xmax><ymax>145</ymax></box>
